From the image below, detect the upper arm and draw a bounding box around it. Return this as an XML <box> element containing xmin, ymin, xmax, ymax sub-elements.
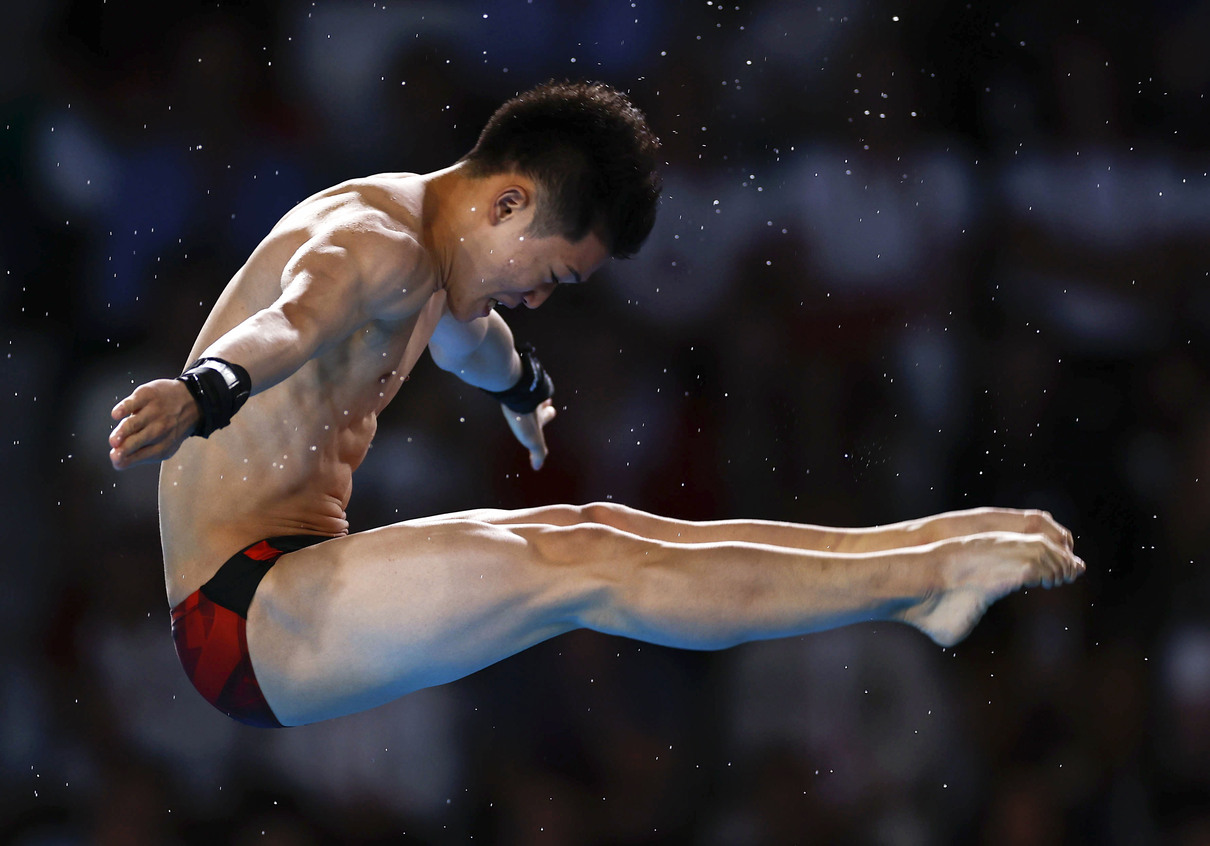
<box><xmin>274</xmin><ymin>225</ymin><xmax>423</xmax><ymax>358</ymax></box>
<box><xmin>428</xmin><ymin>308</ymin><xmax>519</xmax><ymax>391</ymax></box>
<box><xmin>273</xmin><ymin>239</ymin><xmax>363</xmax><ymax>355</ymax></box>
<box><xmin>189</xmin><ymin>219</ymin><xmax>431</xmax><ymax>395</ymax></box>
<box><xmin>428</xmin><ymin>309</ymin><xmax>492</xmax><ymax>372</ymax></box>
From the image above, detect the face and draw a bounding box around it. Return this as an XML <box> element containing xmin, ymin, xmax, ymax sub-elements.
<box><xmin>448</xmin><ymin>185</ymin><xmax>612</xmax><ymax>321</ymax></box>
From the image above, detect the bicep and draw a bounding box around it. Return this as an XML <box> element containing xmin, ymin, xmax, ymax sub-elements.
<box><xmin>273</xmin><ymin>229</ymin><xmax>412</xmax><ymax>356</ymax></box>
<box><xmin>428</xmin><ymin>310</ymin><xmax>491</xmax><ymax>371</ymax></box>
<box><xmin>191</xmin><ymin>227</ymin><xmax>419</xmax><ymax>394</ymax></box>
<box><xmin>272</xmin><ymin>277</ymin><xmax>360</xmax><ymax>358</ymax></box>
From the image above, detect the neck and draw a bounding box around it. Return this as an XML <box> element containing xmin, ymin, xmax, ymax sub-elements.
<box><xmin>420</xmin><ymin>162</ymin><xmax>484</xmax><ymax>292</ymax></box>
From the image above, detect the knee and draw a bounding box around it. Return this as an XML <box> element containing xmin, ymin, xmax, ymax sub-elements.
<box><xmin>528</xmin><ymin>521</ymin><xmax>650</xmax><ymax>569</ymax></box>
<box><xmin>527</xmin><ymin>501</ymin><xmax>643</xmax><ymax>532</ymax></box>
<box><xmin>580</xmin><ymin>501</ymin><xmax>640</xmax><ymax>531</ymax></box>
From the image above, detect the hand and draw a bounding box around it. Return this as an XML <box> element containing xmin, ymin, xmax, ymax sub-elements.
<box><xmin>501</xmin><ymin>399</ymin><xmax>556</xmax><ymax>471</ymax></box>
<box><xmin>108</xmin><ymin>379</ymin><xmax>200</xmax><ymax>470</ymax></box>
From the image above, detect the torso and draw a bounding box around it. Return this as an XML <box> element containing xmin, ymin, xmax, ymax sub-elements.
<box><xmin>159</xmin><ymin>174</ymin><xmax>445</xmax><ymax>607</ymax></box>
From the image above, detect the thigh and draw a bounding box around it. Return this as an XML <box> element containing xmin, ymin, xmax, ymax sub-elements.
<box><xmin>408</xmin><ymin>502</ymin><xmax>588</xmax><ymax>527</ymax></box>
<box><xmin>245</xmin><ymin>517</ymin><xmax>592</xmax><ymax>726</ymax></box>
<box><xmin>415</xmin><ymin>502</ymin><xmax>663</xmax><ymax>535</ymax></box>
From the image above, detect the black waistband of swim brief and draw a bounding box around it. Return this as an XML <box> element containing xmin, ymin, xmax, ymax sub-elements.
<box><xmin>199</xmin><ymin>535</ymin><xmax>330</xmax><ymax>619</ymax></box>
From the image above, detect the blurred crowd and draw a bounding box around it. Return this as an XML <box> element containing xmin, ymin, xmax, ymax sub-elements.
<box><xmin>3</xmin><ymin>0</ymin><xmax>1209</xmax><ymax>843</ymax></box>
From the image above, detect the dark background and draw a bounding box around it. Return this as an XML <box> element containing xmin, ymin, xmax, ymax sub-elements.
<box><xmin>3</xmin><ymin>0</ymin><xmax>1209</xmax><ymax>843</ymax></box>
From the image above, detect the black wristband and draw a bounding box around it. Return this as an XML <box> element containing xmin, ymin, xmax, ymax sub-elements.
<box><xmin>483</xmin><ymin>343</ymin><xmax>554</xmax><ymax>414</ymax></box>
<box><xmin>177</xmin><ymin>357</ymin><xmax>252</xmax><ymax>437</ymax></box>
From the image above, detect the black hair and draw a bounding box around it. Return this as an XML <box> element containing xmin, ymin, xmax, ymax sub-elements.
<box><xmin>462</xmin><ymin>80</ymin><xmax>662</xmax><ymax>258</ymax></box>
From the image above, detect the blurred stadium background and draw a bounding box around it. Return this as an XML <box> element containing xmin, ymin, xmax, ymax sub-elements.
<box><xmin>2</xmin><ymin>1</ymin><xmax>1209</xmax><ymax>843</ymax></box>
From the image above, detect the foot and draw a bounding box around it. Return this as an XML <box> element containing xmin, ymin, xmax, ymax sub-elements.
<box><xmin>916</xmin><ymin>508</ymin><xmax>1074</xmax><ymax>553</ymax></box>
<box><xmin>897</xmin><ymin>532</ymin><xmax>1085</xmax><ymax>647</ymax></box>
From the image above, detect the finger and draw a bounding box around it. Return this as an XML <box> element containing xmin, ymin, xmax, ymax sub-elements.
<box><xmin>125</xmin><ymin>409</ymin><xmax>182</xmax><ymax>458</ymax></box>
<box><xmin>110</xmin><ymin>410</ymin><xmax>139</xmax><ymax>443</ymax></box>
<box><xmin>529</xmin><ymin>430</ymin><xmax>549</xmax><ymax>471</ymax></box>
<box><xmin>111</xmin><ymin>440</ymin><xmax>143</xmax><ymax>470</ymax></box>
<box><xmin>111</xmin><ymin>444</ymin><xmax>149</xmax><ymax>471</ymax></box>
<box><xmin>110</xmin><ymin>445</ymin><xmax>145</xmax><ymax>471</ymax></box>
<box><xmin>531</xmin><ymin>403</ymin><xmax>555</xmax><ymax>469</ymax></box>
<box><xmin>112</xmin><ymin>426</ymin><xmax>150</xmax><ymax>461</ymax></box>
<box><xmin>110</xmin><ymin>407</ymin><xmax>134</xmax><ymax>444</ymax></box>
<box><xmin>110</xmin><ymin>410</ymin><xmax>149</xmax><ymax>446</ymax></box>
<box><xmin>111</xmin><ymin>388</ymin><xmax>148</xmax><ymax>421</ymax></box>
<box><xmin>109</xmin><ymin>418</ymin><xmax>130</xmax><ymax>448</ymax></box>
<box><xmin>114</xmin><ymin>429</ymin><xmax>172</xmax><ymax>469</ymax></box>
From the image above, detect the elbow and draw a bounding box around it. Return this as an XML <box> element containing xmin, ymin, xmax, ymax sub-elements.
<box><xmin>273</xmin><ymin>300</ymin><xmax>338</xmax><ymax>360</ymax></box>
<box><xmin>427</xmin><ymin>343</ymin><xmax>463</xmax><ymax>374</ymax></box>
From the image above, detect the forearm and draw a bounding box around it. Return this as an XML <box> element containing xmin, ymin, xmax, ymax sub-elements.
<box><xmin>193</xmin><ymin>304</ymin><xmax>330</xmax><ymax>396</ymax></box>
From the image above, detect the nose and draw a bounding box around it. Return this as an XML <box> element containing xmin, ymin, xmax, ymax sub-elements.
<box><xmin>523</xmin><ymin>281</ymin><xmax>558</xmax><ymax>309</ymax></box>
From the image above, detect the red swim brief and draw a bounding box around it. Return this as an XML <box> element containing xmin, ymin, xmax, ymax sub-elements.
<box><xmin>170</xmin><ymin>535</ymin><xmax>327</xmax><ymax>728</ymax></box>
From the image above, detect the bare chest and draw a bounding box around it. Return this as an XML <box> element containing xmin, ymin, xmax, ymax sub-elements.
<box><xmin>315</xmin><ymin>289</ymin><xmax>446</xmax><ymax>416</ymax></box>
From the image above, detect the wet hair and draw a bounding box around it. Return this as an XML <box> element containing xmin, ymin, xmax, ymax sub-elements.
<box><xmin>462</xmin><ymin>80</ymin><xmax>662</xmax><ymax>258</ymax></box>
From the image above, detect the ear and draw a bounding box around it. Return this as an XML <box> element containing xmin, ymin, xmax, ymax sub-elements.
<box><xmin>490</xmin><ymin>185</ymin><xmax>531</xmax><ymax>226</ymax></box>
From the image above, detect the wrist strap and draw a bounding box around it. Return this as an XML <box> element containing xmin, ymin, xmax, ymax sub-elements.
<box><xmin>483</xmin><ymin>343</ymin><xmax>554</xmax><ymax>414</ymax></box>
<box><xmin>177</xmin><ymin>357</ymin><xmax>252</xmax><ymax>437</ymax></box>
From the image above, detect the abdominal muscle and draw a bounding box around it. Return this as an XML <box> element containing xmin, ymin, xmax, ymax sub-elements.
<box><xmin>159</xmin><ymin>333</ymin><xmax>415</xmax><ymax>608</ymax></box>
<box><xmin>158</xmin><ymin>174</ymin><xmax>442</xmax><ymax>607</ymax></box>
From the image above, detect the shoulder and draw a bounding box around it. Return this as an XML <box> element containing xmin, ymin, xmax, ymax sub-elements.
<box><xmin>286</xmin><ymin>214</ymin><xmax>434</xmax><ymax>316</ymax></box>
<box><xmin>281</xmin><ymin>175</ymin><xmax>424</xmax><ymax>262</ymax></box>
<box><xmin>322</xmin><ymin>219</ymin><xmax>426</xmax><ymax>277</ymax></box>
